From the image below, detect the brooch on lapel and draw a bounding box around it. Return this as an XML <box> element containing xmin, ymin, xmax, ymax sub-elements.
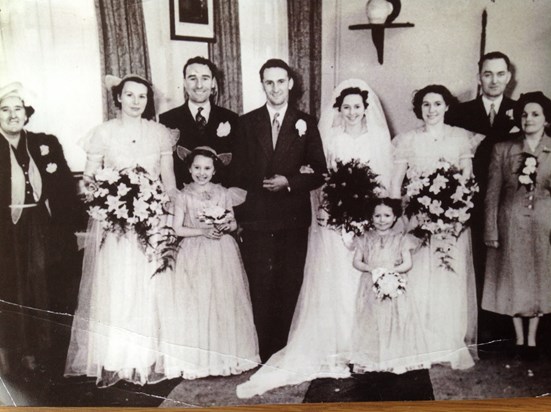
<box><xmin>216</xmin><ymin>121</ymin><xmax>231</xmax><ymax>137</ymax></box>
<box><xmin>46</xmin><ymin>163</ymin><xmax>58</xmax><ymax>173</ymax></box>
<box><xmin>40</xmin><ymin>145</ymin><xmax>50</xmax><ymax>156</ymax></box>
<box><xmin>295</xmin><ymin>119</ymin><xmax>307</xmax><ymax>137</ymax></box>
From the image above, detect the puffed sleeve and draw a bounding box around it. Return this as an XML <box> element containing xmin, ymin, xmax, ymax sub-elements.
<box><xmin>154</xmin><ymin>122</ymin><xmax>179</xmax><ymax>157</ymax></box>
<box><xmin>401</xmin><ymin>233</ymin><xmax>421</xmax><ymax>254</ymax></box>
<box><xmin>227</xmin><ymin>187</ymin><xmax>247</xmax><ymax>208</ymax></box>
<box><xmin>392</xmin><ymin>132</ymin><xmax>411</xmax><ymax>165</ymax></box>
<box><xmin>453</xmin><ymin>126</ymin><xmax>480</xmax><ymax>160</ymax></box>
<box><xmin>78</xmin><ymin>123</ymin><xmax>108</xmax><ymax>177</ymax></box>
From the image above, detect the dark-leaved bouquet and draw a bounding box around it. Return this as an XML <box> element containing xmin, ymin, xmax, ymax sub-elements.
<box><xmin>321</xmin><ymin>159</ymin><xmax>382</xmax><ymax>238</ymax></box>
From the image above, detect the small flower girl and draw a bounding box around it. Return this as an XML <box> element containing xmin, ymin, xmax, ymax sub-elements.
<box><xmin>160</xmin><ymin>146</ymin><xmax>259</xmax><ymax>378</ymax></box>
<box><xmin>349</xmin><ymin>198</ymin><xmax>430</xmax><ymax>374</ymax></box>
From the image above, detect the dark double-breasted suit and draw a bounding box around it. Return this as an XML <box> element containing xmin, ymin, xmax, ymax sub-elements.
<box><xmin>446</xmin><ymin>95</ymin><xmax>517</xmax><ymax>350</ymax></box>
<box><xmin>159</xmin><ymin>102</ymin><xmax>238</xmax><ymax>187</ymax></box>
<box><xmin>231</xmin><ymin>104</ymin><xmax>326</xmax><ymax>361</ymax></box>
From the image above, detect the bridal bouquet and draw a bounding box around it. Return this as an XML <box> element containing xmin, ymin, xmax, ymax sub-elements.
<box><xmin>371</xmin><ymin>268</ymin><xmax>407</xmax><ymax>301</ymax></box>
<box><xmin>84</xmin><ymin>166</ymin><xmax>178</xmax><ymax>276</ymax></box>
<box><xmin>321</xmin><ymin>159</ymin><xmax>382</xmax><ymax>237</ymax></box>
<box><xmin>404</xmin><ymin>159</ymin><xmax>478</xmax><ymax>271</ymax></box>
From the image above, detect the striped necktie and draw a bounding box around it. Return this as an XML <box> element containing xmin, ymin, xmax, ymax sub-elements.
<box><xmin>272</xmin><ymin>112</ymin><xmax>280</xmax><ymax>149</ymax></box>
<box><xmin>488</xmin><ymin>103</ymin><xmax>496</xmax><ymax>126</ymax></box>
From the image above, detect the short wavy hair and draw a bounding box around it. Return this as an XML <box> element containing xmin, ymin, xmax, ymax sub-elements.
<box><xmin>333</xmin><ymin>87</ymin><xmax>369</xmax><ymax>110</ymax></box>
<box><xmin>412</xmin><ymin>84</ymin><xmax>457</xmax><ymax>120</ymax></box>
<box><xmin>478</xmin><ymin>51</ymin><xmax>511</xmax><ymax>72</ymax></box>
<box><xmin>111</xmin><ymin>76</ymin><xmax>156</xmax><ymax>120</ymax></box>
<box><xmin>514</xmin><ymin>91</ymin><xmax>551</xmax><ymax>130</ymax></box>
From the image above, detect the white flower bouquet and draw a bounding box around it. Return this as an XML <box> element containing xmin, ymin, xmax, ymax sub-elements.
<box><xmin>404</xmin><ymin>159</ymin><xmax>479</xmax><ymax>271</ymax></box>
<box><xmin>84</xmin><ymin>166</ymin><xmax>178</xmax><ymax>276</ymax></box>
<box><xmin>371</xmin><ymin>267</ymin><xmax>407</xmax><ymax>301</ymax></box>
<box><xmin>198</xmin><ymin>206</ymin><xmax>233</xmax><ymax>232</ymax></box>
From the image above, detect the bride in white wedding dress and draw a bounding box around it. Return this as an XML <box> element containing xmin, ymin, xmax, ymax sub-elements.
<box><xmin>237</xmin><ymin>79</ymin><xmax>393</xmax><ymax>398</ymax></box>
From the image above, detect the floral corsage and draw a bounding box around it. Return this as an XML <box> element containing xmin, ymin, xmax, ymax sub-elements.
<box><xmin>516</xmin><ymin>153</ymin><xmax>537</xmax><ymax>192</ymax></box>
<box><xmin>295</xmin><ymin>119</ymin><xmax>307</xmax><ymax>137</ymax></box>
<box><xmin>371</xmin><ymin>268</ymin><xmax>407</xmax><ymax>301</ymax></box>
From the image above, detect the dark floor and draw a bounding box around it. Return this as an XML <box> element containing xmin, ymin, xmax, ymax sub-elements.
<box><xmin>1</xmin><ymin>312</ymin><xmax>550</xmax><ymax>407</ymax></box>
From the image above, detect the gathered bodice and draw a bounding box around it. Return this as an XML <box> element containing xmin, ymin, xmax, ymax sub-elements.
<box><xmin>393</xmin><ymin>125</ymin><xmax>478</xmax><ymax>175</ymax></box>
<box><xmin>176</xmin><ymin>184</ymin><xmax>246</xmax><ymax>229</ymax></box>
<box><xmin>326</xmin><ymin>129</ymin><xmax>393</xmax><ymax>189</ymax></box>
<box><xmin>81</xmin><ymin>119</ymin><xmax>177</xmax><ymax>178</ymax></box>
<box><xmin>359</xmin><ymin>231</ymin><xmax>410</xmax><ymax>269</ymax></box>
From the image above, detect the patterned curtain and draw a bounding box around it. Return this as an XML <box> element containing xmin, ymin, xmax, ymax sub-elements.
<box><xmin>94</xmin><ymin>0</ymin><xmax>151</xmax><ymax>120</ymax></box>
<box><xmin>208</xmin><ymin>0</ymin><xmax>243</xmax><ymax>114</ymax></box>
<box><xmin>287</xmin><ymin>0</ymin><xmax>322</xmax><ymax>119</ymax></box>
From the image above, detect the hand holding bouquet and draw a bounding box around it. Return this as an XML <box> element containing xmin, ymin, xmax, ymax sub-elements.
<box><xmin>198</xmin><ymin>206</ymin><xmax>234</xmax><ymax>234</ymax></box>
<box><xmin>84</xmin><ymin>166</ymin><xmax>178</xmax><ymax>276</ymax></box>
<box><xmin>371</xmin><ymin>267</ymin><xmax>407</xmax><ymax>301</ymax></box>
<box><xmin>404</xmin><ymin>159</ymin><xmax>479</xmax><ymax>271</ymax></box>
<box><xmin>321</xmin><ymin>158</ymin><xmax>382</xmax><ymax>238</ymax></box>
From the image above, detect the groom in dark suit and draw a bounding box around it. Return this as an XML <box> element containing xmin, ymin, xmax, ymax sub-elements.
<box><xmin>159</xmin><ymin>56</ymin><xmax>238</xmax><ymax>187</ymax></box>
<box><xmin>447</xmin><ymin>51</ymin><xmax>517</xmax><ymax>352</ymax></box>
<box><xmin>231</xmin><ymin>59</ymin><xmax>326</xmax><ymax>361</ymax></box>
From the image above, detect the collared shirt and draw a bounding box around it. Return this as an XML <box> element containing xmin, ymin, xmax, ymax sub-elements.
<box><xmin>188</xmin><ymin>100</ymin><xmax>211</xmax><ymax>123</ymax></box>
<box><xmin>266</xmin><ymin>103</ymin><xmax>288</xmax><ymax>126</ymax></box>
<box><xmin>482</xmin><ymin>94</ymin><xmax>504</xmax><ymax>116</ymax></box>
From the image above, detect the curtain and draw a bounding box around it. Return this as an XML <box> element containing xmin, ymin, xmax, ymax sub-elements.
<box><xmin>287</xmin><ymin>0</ymin><xmax>322</xmax><ymax>119</ymax></box>
<box><xmin>94</xmin><ymin>0</ymin><xmax>151</xmax><ymax>119</ymax></box>
<box><xmin>208</xmin><ymin>0</ymin><xmax>243</xmax><ymax>114</ymax></box>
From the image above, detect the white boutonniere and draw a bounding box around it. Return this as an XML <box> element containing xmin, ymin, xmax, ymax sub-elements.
<box><xmin>46</xmin><ymin>163</ymin><xmax>57</xmax><ymax>173</ymax></box>
<box><xmin>295</xmin><ymin>119</ymin><xmax>307</xmax><ymax>137</ymax></box>
<box><xmin>506</xmin><ymin>109</ymin><xmax>514</xmax><ymax>120</ymax></box>
<box><xmin>216</xmin><ymin>121</ymin><xmax>231</xmax><ymax>137</ymax></box>
<box><xmin>40</xmin><ymin>145</ymin><xmax>50</xmax><ymax>156</ymax></box>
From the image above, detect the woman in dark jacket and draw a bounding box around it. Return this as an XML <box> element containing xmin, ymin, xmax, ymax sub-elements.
<box><xmin>0</xmin><ymin>82</ymin><xmax>79</xmax><ymax>374</ymax></box>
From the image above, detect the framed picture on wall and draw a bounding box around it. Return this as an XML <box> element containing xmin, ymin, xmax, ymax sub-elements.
<box><xmin>169</xmin><ymin>0</ymin><xmax>215</xmax><ymax>41</ymax></box>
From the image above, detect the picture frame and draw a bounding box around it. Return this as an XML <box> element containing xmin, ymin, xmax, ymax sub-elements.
<box><xmin>169</xmin><ymin>0</ymin><xmax>215</xmax><ymax>42</ymax></box>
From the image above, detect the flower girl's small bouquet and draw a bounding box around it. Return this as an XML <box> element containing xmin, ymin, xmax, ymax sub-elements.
<box><xmin>404</xmin><ymin>159</ymin><xmax>479</xmax><ymax>271</ymax></box>
<box><xmin>371</xmin><ymin>267</ymin><xmax>407</xmax><ymax>301</ymax></box>
<box><xmin>198</xmin><ymin>206</ymin><xmax>233</xmax><ymax>232</ymax></box>
<box><xmin>84</xmin><ymin>166</ymin><xmax>178</xmax><ymax>276</ymax></box>
<box><xmin>321</xmin><ymin>159</ymin><xmax>382</xmax><ymax>240</ymax></box>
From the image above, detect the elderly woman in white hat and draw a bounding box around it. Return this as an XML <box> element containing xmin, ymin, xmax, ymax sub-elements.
<box><xmin>0</xmin><ymin>82</ymin><xmax>79</xmax><ymax>375</ymax></box>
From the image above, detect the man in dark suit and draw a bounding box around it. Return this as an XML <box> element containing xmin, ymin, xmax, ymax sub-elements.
<box><xmin>447</xmin><ymin>51</ymin><xmax>517</xmax><ymax>352</ymax></box>
<box><xmin>231</xmin><ymin>59</ymin><xmax>326</xmax><ymax>361</ymax></box>
<box><xmin>159</xmin><ymin>56</ymin><xmax>238</xmax><ymax>187</ymax></box>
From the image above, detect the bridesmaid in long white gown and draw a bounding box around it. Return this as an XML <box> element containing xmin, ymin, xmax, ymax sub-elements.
<box><xmin>65</xmin><ymin>75</ymin><xmax>178</xmax><ymax>386</ymax></box>
<box><xmin>390</xmin><ymin>84</ymin><xmax>482</xmax><ymax>370</ymax></box>
<box><xmin>237</xmin><ymin>79</ymin><xmax>393</xmax><ymax>398</ymax></box>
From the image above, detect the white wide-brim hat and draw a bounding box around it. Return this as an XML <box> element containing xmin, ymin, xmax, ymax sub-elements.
<box><xmin>0</xmin><ymin>81</ymin><xmax>35</xmax><ymax>108</ymax></box>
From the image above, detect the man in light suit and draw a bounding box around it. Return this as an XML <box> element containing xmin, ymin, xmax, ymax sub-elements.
<box><xmin>447</xmin><ymin>51</ymin><xmax>517</xmax><ymax>353</ymax></box>
<box><xmin>231</xmin><ymin>59</ymin><xmax>326</xmax><ymax>361</ymax></box>
<box><xmin>159</xmin><ymin>56</ymin><xmax>238</xmax><ymax>187</ymax></box>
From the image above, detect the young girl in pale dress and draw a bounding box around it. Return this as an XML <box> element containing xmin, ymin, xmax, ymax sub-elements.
<box><xmin>350</xmin><ymin>198</ymin><xmax>429</xmax><ymax>373</ymax></box>
<box><xmin>162</xmin><ymin>147</ymin><xmax>259</xmax><ymax>378</ymax></box>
